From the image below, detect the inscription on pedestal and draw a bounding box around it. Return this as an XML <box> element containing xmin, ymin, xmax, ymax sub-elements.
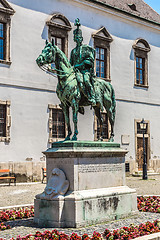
<box><xmin>78</xmin><ymin>164</ymin><xmax>122</xmax><ymax>173</ymax></box>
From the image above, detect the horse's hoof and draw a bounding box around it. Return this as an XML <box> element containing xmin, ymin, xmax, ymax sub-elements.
<box><xmin>97</xmin><ymin>137</ymin><xmax>103</xmax><ymax>142</ymax></box>
<box><xmin>109</xmin><ymin>137</ymin><xmax>114</xmax><ymax>142</ymax></box>
<box><xmin>72</xmin><ymin>135</ymin><xmax>77</xmax><ymax>141</ymax></box>
<box><xmin>64</xmin><ymin>136</ymin><xmax>71</xmax><ymax>141</ymax></box>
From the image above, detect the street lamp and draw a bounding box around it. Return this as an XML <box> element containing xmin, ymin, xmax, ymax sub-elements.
<box><xmin>140</xmin><ymin>118</ymin><xmax>148</xmax><ymax>180</ymax></box>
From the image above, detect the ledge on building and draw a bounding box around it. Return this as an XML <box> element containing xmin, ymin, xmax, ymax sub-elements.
<box><xmin>134</xmin><ymin>83</ymin><xmax>149</xmax><ymax>89</ymax></box>
<box><xmin>0</xmin><ymin>59</ymin><xmax>12</xmax><ymax>65</ymax></box>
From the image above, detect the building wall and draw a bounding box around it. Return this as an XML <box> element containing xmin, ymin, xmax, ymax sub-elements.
<box><xmin>0</xmin><ymin>0</ymin><xmax>160</xmax><ymax>179</ymax></box>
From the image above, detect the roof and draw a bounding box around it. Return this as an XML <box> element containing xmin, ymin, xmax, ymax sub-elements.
<box><xmin>87</xmin><ymin>0</ymin><xmax>160</xmax><ymax>25</ymax></box>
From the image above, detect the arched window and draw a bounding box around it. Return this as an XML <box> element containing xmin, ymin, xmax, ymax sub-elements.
<box><xmin>133</xmin><ymin>39</ymin><xmax>150</xmax><ymax>87</ymax></box>
<box><xmin>92</xmin><ymin>27</ymin><xmax>113</xmax><ymax>81</ymax></box>
<box><xmin>46</xmin><ymin>13</ymin><xmax>72</xmax><ymax>57</ymax></box>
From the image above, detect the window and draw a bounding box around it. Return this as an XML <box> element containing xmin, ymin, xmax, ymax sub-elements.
<box><xmin>48</xmin><ymin>104</ymin><xmax>66</xmax><ymax>143</ymax></box>
<box><xmin>94</xmin><ymin>112</ymin><xmax>110</xmax><ymax>141</ymax></box>
<box><xmin>0</xmin><ymin>100</ymin><xmax>11</xmax><ymax>142</ymax></box>
<box><xmin>52</xmin><ymin>109</ymin><xmax>65</xmax><ymax>139</ymax></box>
<box><xmin>133</xmin><ymin>39</ymin><xmax>150</xmax><ymax>87</ymax></box>
<box><xmin>0</xmin><ymin>104</ymin><xmax>6</xmax><ymax>137</ymax></box>
<box><xmin>0</xmin><ymin>23</ymin><xmax>6</xmax><ymax>60</ymax></box>
<box><xmin>96</xmin><ymin>47</ymin><xmax>106</xmax><ymax>78</ymax></box>
<box><xmin>46</xmin><ymin>13</ymin><xmax>72</xmax><ymax>57</ymax></box>
<box><xmin>136</xmin><ymin>57</ymin><xmax>145</xmax><ymax>85</ymax></box>
<box><xmin>92</xmin><ymin>27</ymin><xmax>113</xmax><ymax>81</ymax></box>
<box><xmin>0</xmin><ymin>0</ymin><xmax>15</xmax><ymax>64</ymax></box>
<box><xmin>125</xmin><ymin>163</ymin><xmax>130</xmax><ymax>173</ymax></box>
<box><xmin>51</xmin><ymin>36</ymin><xmax>64</xmax><ymax>52</ymax></box>
<box><xmin>50</xmin><ymin>36</ymin><xmax>64</xmax><ymax>70</ymax></box>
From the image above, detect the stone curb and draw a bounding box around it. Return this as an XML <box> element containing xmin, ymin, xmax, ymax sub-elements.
<box><xmin>0</xmin><ymin>182</ymin><xmax>42</xmax><ymax>186</ymax></box>
<box><xmin>134</xmin><ymin>232</ymin><xmax>160</xmax><ymax>239</ymax></box>
<box><xmin>0</xmin><ymin>204</ymin><xmax>33</xmax><ymax>211</ymax></box>
<box><xmin>137</xmin><ymin>195</ymin><xmax>160</xmax><ymax>197</ymax></box>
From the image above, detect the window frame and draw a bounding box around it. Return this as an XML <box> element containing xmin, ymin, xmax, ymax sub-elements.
<box><xmin>136</xmin><ymin>56</ymin><xmax>145</xmax><ymax>85</ymax></box>
<box><xmin>133</xmin><ymin>39</ymin><xmax>151</xmax><ymax>88</ymax></box>
<box><xmin>92</xmin><ymin>27</ymin><xmax>113</xmax><ymax>82</ymax></box>
<box><xmin>0</xmin><ymin>100</ymin><xmax>11</xmax><ymax>142</ymax></box>
<box><xmin>0</xmin><ymin>0</ymin><xmax>15</xmax><ymax>65</ymax></box>
<box><xmin>95</xmin><ymin>46</ymin><xmax>107</xmax><ymax>79</ymax></box>
<box><xmin>46</xmin><ymin>13</ymin><xmax>72</xmax><ymax>57</ymax></box>
<box><xmin>94</xmin><ymin>110</ymin><xmax>111</xmax><ymax>142</ymax></box>
<box><xmin>0</xmin><ymin>22</ymin><xmax>6</xmax><ymax>60</ymax></box>
<box><xmin>51</xmin><ymin>36</ymin><xmax>65</xmax><ymax>52</ymax></box>
<box><xmin>48</xmin><ymin>104</ymin><xmax>67</xmax><ymax>143</ymax></box>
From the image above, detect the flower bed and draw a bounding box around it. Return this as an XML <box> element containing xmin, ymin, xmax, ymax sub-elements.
<box><xmin>0</xmin><ymin>222</ymin><xmax>11</xmax><ymax>231</ymax></box>
<box><xmin>0</xmin><ymin>198</ymin><xmax>160</xmax><ymax>238</ymax></box>
<box><xmin>103</xmin><ymin>220</ymin><xmax>160</xmax><ymax>240</ymax></box>
<box><xmin>0</xmin><ymin>206</ymin><xmax>34</xmax><ymax>232</ymax></box>
<box><xmin>0</xmin><ymin>230</ymin><xmax>102</xmax><ymax>240</ymax></box>
<box><xmin>1</xmin><ymin>221</ymin><xmax>159</xmax><ymax>240</ymax></box>
<box><xmin>137</xmin><ymin>196</ymin><xmax>160</xmax><ymax>213</ymax></box>
<box><xmin>0</xmin><ymin>206</ymin><xmax>34</xmax><ymax>222</ymax></box>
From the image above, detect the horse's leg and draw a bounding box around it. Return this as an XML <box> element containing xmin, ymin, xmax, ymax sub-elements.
<box><xmin>71</xmin><ymin>99</ymin><xmax>79</xmax><ymax>141</ymax></box>
<box><xmin>61</xmin><ymin>103</ymin><xmax>72</xmax><ymax>141</ymax></box>
<box><xmin>103</xmin><ymin>93</ymin><xmax>114</xmax><ymax>142</ymax></box>
<box><xmin>108</xmin><ymin>110</ymin><xmax>114</xmax><ymax>142</ymax></box>
<box><xmin>103</xmin><ymin>95</ymin><xmax>115</xmax><ymax>142</ymax></box>
<box><xmin>94</xmin><ymin>106</ymin><xmax>103</xmax><ymax>141</ymax></box>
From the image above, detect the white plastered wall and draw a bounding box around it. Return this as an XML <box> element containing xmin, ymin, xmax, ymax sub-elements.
<box><xmin>0</xmin><ymin>0</ymin><xmax>160</xmax><ymax>169</ymax></box>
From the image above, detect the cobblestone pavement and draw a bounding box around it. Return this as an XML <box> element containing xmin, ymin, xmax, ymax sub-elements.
<box><xmin>0</xmin><ymin>176</ymin><xmax>160</xmax><ymax>239</ymax></box>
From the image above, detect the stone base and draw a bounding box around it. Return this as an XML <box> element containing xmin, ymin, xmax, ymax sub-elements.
<box><xmin>34</xmin><ymin>186</ymin><xmax>137</xmax><ymax>228</ymax></box>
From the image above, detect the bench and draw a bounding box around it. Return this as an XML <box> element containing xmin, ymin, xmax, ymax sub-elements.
<box><xmin>0</xmin><ymin>169</ymin><xmax>16</xmax><ymax>185</ymax></box>
<box><xmin>42</xmin><ymin>167</ymin><xmax>46</xmax><ymax>183</ymax></box>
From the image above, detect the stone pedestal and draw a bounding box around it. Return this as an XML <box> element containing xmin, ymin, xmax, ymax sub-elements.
<box><xmin>34</xmin><ymin>141</ymin><xmax>137</xmax><ymax>227</ymax></box>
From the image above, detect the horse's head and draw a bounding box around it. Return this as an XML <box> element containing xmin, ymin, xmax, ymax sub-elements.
<box><xmin>36</xmin><ymin>40</ymin><xmax>56</xmax><ymax>67</ymax></box>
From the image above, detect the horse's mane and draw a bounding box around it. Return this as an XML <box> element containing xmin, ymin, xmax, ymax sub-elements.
<box><xmin>54</xmin><ymin>45</ymin><xmax>71</xmax><ymax>69</ymax></box>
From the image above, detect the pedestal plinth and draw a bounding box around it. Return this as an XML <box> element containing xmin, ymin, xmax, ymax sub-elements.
<box><xmin>34</xmin><ymin>141</ymin><xmax>137</xmax><ymax>227</ymax></box>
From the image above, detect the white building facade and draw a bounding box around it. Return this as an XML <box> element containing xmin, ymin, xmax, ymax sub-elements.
<box><xmin>0</xmin><ymin>0</ymin><xmax>160</xmax><ymax>180</ymax></box>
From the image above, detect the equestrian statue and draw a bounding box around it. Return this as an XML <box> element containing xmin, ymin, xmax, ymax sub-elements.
<box><xmin>36</xmin><ymin>18</ymin><xmax>116</xmax><ymax>141</ymax></box>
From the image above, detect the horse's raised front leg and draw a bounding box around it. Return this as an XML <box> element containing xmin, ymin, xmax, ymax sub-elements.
<box><xmin>94</xmin><ymin>106</ymin><xmax>103</xmax><ymax>141</ymax></box>
<box><xmin>71</xmin><ymin>99</ymin><xmax>79</xmax><ymax>141</ymax></box>
<box><xmin>60</xmin><ymin>103</ymin><xmax>72</xmax><ymax>141</ymax></box>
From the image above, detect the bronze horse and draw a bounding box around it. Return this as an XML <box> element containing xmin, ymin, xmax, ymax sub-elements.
<box><xmin>36</xmin><ymin>40</ymin><xmax>116</xmax><ymax>141</ymax></box>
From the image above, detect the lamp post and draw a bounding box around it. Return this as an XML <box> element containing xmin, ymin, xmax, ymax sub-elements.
<box><xmin>140</xmin><ymin>118</ymin><xmax>148</xmax><ymax>180</ymax></box>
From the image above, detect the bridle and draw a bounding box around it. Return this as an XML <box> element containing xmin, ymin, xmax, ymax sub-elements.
<box><xmin>39</xmin><ymin>64</ymin><xmax>73</xmax><ymax>78</ymax></box>
<box><xmin>38</xmin><ymin>45</ymin><xmax>73</xmax><ymax>77</ymax></box>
